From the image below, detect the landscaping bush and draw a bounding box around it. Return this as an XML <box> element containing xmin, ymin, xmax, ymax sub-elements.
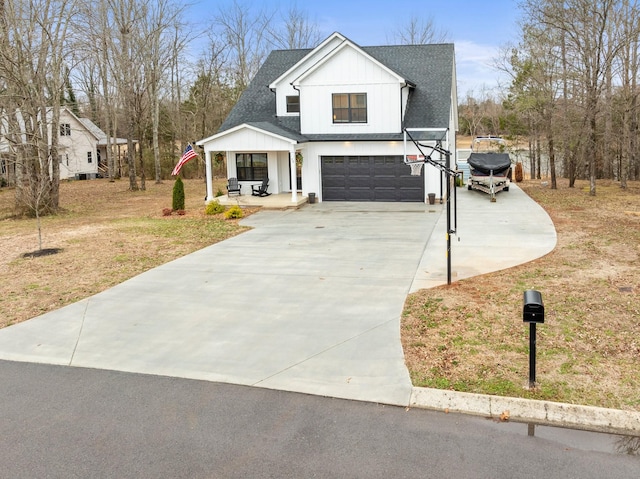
<box><xmin>205</xmin><ymin>200</ymin><xmax>225</xmax><ymax>215</ymax></box>
<box><xmin>172</xmin><ymin>177</ymin><xmax>185</xmax><ymax>210</ymax></box>
<box><xmin>224</xmin><ymin>205</ymin><xmax>243</xmax><ymax>219</ymax></box>
<box><xmin>162</xmin><ymin>208</ymin><xmax>172</xmax><ymax>216</ymax></box>
<box><xmin>215</xmin><ymin>188</ymin><xmax>224</xmax><ymax>197</ymax></box>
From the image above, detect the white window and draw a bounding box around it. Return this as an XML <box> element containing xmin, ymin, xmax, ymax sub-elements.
<box><xmin>286</xmin><ymin>95</ymin><xmax>300</xmax><ymax>113</ymax></box>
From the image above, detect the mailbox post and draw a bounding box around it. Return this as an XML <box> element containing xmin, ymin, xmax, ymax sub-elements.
<box><xmin>523</xmin><ymin>290</ymin><xmax>544</xmax><ymax>388</ymax></box>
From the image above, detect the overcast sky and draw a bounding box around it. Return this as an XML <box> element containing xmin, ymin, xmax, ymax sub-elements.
<box><xmin>192</xmin><ymin>0</ymin><xmax>522</xmax><ymax>96</ymax></box>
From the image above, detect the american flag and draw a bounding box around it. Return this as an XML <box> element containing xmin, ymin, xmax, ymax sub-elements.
<box><xmin>171</xmin><ymin>144</ymin><xmax>198</xmax><ymax>176</ymax></box>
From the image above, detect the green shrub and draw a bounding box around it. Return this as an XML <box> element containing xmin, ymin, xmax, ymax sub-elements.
<box><xmin>172</xmin><ymin>177</ymin><xmax>185</xmax><ymax>211</ymax></box>
<box><xmin>215</xmin><ymin>188</ymin><xmax>224</xmax><ymax>197</ymax></box>
<box><xmin>224</xmin><ymin>205</ymin><xmax>243</xmax><ymax>219</ymax></box>
<box><xmin>205</xmin><ymin>200</ymin><xmax>225</xmax><ymax>215</ymax></box>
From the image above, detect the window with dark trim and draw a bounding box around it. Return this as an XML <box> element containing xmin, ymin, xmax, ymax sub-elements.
<box><xmin>60</xmin><ymin>123</ymin><xmax>71</xmax><ymax>136</ymax></box>
<box><xmin>286</xmin><ymin>95</ymin><xmax>300</xmax><ymax>113</ymax></box>
<box><xmin>332</xmin><ymin>93</ymin><xmax>367</xmax><ymax>123</ymax></box>
<box><xmin>87</xmin><ymin>152</ymin><xmax>92</xmax><ymax>163</ymax></box>
<box><xmin>236</xmin><ymin>153</ymin><xmax>267</xmax><ymax>181</ymax></box>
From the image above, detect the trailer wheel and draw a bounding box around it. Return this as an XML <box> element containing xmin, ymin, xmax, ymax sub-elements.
<box><xmin>504</xmin><ymin>186</ymin><xmax>509</xmax><ymax>192</ymax></box>
<box><xmin>467</xmin><ymin>184</ymin><xmax>472</xmax><ymax>190</ymax></box>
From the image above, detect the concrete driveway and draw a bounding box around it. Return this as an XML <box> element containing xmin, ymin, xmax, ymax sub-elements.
<box><xmin>0</xmin><ymin>185</ymin><xmax>556</xmax><ymax>406</ymax></box>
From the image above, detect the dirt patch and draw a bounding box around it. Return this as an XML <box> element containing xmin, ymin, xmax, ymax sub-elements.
<box><xmin>402</xmin><ymin>179</ymin><xmax>640</xmax><ymax>411</ymax></box>
<box><xmin>21</xmin><ymin>248</ymin><xmax>63</xmax><ymax>258</ymax></box>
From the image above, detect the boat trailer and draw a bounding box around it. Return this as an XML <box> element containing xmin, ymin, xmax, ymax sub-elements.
<box><xmin>467</xmin><ymin>169</ymin><xmax>510</xmax><ymax>202</ymax></box>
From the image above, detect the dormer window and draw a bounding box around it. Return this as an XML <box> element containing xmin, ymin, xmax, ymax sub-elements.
<box><xmin>332</xmin><ymin>93</ymin><xmax>367</xmax><ymax>123</ymax></box>
<box><xmin>286</xmin><ymin>95</ymin><xmax>300</xmax><ymax>113</ymax></box>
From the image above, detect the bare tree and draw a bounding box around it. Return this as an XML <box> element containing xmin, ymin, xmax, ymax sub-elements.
<box><xmin>215</xmin><ymin>0</ymin><xmax>273</xmax><ymax>94</ymax></box>
<box><xmin>0</xmin><ymin>0</ymin><xmax>77</xmax><ymax>216</ymax></box>
<box><xmin>523</xmin><ymin>0</ymin><xmax>625</xmax><ymax>195</ymax></box>
<box><xmin>388</xmin><ymin>14</ymin><xmax>449</xmax><ymax>45</ymax></box>
<box><xmin>616</xmin><ymin>0</ymin><xmax>640</xmax><ymax>188</ymax></box>
<box><xmin>507</xmin><ymin>22</ymin><xmax>564</xmax><ymax>188</ymax></box>
<box><xmin>139</xmin><ymin>0</ymin><xmax>190</xmax><ymax>184</ymax></box>
<box><xmin>266</xmin><ymin>3</ymin><xmax>322</xmax><ymax>49</ymax></box>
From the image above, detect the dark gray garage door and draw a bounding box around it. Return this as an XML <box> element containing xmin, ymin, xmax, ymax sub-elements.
<box><xmin>321</xmin><ymin>155</ymin><xmax>424</xmax><ymax>202</ymax></box>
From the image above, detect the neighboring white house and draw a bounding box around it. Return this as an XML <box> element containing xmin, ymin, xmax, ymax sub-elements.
<box><xmin>0</xmin><ymin>107</ymin><xmax>128</xmax><ymax>181</ymax></box>
<box><xmin>58</xmin><ymin>108</ymin><xmax>129</xmax><ymax>180</ymax></box>
<box><xmin>196</xmin><ymin>32</ymin><xmax>458</xmax><ymax>203</ymax></box>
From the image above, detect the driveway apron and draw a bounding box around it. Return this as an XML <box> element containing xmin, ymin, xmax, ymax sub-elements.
<box><xmin>0</xmin><ymin>203</ymin><xmax>443</xmax><ymax>406</ymax></box>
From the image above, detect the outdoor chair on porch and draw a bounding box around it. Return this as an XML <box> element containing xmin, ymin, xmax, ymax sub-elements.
<box><xmin>251</xmin><ymin>178</ymin><xmax>271</xmax><ymax>197</ymax></box>
<box><xmin>227</xmin><ymin>177</ymin><xmax>241</xmax><ymax>196</ymax></box>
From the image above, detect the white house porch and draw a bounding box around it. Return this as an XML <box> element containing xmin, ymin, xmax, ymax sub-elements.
<box><xmin>196</xmin><ymin>123</ymin><xmax>303</xmax><ymax>205</ymax></box>
<box><xmin>214</xmin><ymin>192</ymin><xmax>309</xmax><ymax>208</ymax></box>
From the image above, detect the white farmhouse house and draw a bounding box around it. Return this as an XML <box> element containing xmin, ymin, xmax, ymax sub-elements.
<box><xmin>196</xmin><ymin>32</ymin><xmax>458</xmax><ymax>203</ymax></box>
<box><xmin>0</xmin><ymin>107</ymin><xmax>128</xmax><ymax>182</ymax></box>
<box><xmin>58</xmin><ymin>107</ymin><xmax>128</xmax><ymax>180</ymax></box>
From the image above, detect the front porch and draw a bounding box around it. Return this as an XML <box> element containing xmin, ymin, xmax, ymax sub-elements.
<box><xmin>213</xmin><ymin>192</ymin><xmax>310</xmax><ymax>209</ymax></box>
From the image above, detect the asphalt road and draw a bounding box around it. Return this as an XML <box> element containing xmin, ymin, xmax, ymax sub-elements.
<box><xmin>0</xmin><ymin>361</ymin><xmax>636</xmax><ymax>479</ymax></box>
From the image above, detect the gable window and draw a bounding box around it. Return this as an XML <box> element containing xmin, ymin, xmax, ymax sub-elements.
<box><xmin>236</xmin><ymin>153</ymin><xmax>267</xmax><ymax>181</ymax></box>
<box><xmin>87</xmin><ymin>152</ymin><xmax>92</xmax><ymax>163</ymax></box>
<box><xmin>332</xmin><ymin>93</ymin><xmax>367</xmax><ymax>123</ymax></box>
<box><xmin>60</xmin><ymin>123</ymin><xmax>71</xmax><ymax>136</ymax></box>
<box><xmin>286</xmin><ymin>95</ymin><xmax>300</xmax><ymax>113</ymax></box>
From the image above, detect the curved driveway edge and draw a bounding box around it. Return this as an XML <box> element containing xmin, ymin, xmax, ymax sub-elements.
<box><xmin>0</xmin><ymin>185</ymin><xmax>560</xmax><ymax>411</ymax></box>
<box><xmin>0</xmin><ymin>203</ymin><xmax>442</xmax><ymax>406</ymax></box>
<box><xmin>411</xmin><ymin>184</ymin><xmax>557</xmax><ymax>291</ymax></box>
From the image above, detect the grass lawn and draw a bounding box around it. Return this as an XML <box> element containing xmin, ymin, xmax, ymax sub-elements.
<box><xmin>1</xmin><ymin>176</ymin><xmax>638</xmax><ymax>411</ymax></box>
<box><xmin>402</xmin><ymin>179</ymin><xmax>640</xmax><ymax>411</ymax></box>
<box><xmin>0</xmin><ymin>177</ymin><xmax>248</xmax><ymax>328</ymax></box>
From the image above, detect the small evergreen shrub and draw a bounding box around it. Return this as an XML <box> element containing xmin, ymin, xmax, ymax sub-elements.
<box><xmin>224</xmin><ymin>205</ymin><xmax>243</xmax><ymax>219</ymax></box>
<box><xmin>172</xmin><ymin>177</ymin><xmax>185</xmax><ymax>210</ymax></box>
<box><xmin>205</xmin><ymin>200</ymin><xmax>225</xmax><ymax>215</ymax></box>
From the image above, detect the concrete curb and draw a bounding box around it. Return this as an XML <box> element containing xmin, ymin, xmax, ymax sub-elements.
<box><xmin>410</xmin><ymin>387</ymin><xmax>640</xmax><ymax>436</ymax></box>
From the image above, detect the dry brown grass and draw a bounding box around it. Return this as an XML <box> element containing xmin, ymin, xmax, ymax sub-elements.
<box><xmin>402</xmin><ymin>179</ymin><xmax>640</xmax><ymax>411</ymax></box>
<box><xmin>2</xmin><ymin>176</ymin><xmax>639</xmax><ymax>410</ymax></box>
<box><xmin>0</xmin><ymin>178</ymin><xmax>249</xmax><ymax>328</ymax></box>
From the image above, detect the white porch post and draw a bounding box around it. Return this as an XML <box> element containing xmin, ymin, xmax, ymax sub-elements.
<box><xmin>204</xmin><ymin>149</ymin><xmax>213</xmax><ymax>202</ymax></box>
<box><xmin>289</xmin><ymin>145</ymin><xmax>297</xmax><ymax>203</ymax></box>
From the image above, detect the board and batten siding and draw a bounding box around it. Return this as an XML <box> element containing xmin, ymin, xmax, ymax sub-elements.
<box><xmin>58</xmin><ymin>109</ymin><xmax>98</xmax><ymax>179</ymax></box>
<box><xmin>299</xmin><ymin>47</ymin><xmax>402</xmax><ymax>135</ymax></box>
<box><xmin>208</xmin><ymin>127</ymin><xmax>294</xmax><ymax>152</ymax></box>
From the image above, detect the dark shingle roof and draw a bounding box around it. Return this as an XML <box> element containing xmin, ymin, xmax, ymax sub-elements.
<box><xmin>218</xmin><ymin>43</ymin><xmax>454</xmax><ymax>141</ymax></box>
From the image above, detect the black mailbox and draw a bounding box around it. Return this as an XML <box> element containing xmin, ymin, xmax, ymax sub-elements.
<box><xmin>523</xmin><ymin>290</ymin><xmax>544</xmax><ymax>323</ymax></box>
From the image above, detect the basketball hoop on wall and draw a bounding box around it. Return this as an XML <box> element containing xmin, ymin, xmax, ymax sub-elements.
<box><xmin>405</xmin><ymin>155</ymin><xmax>425</xmax><ymax>176</ymax></box>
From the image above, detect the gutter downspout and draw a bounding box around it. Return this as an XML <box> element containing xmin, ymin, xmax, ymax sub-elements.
<box><xmin>291</xmin><ymin>83</ymin><xmax>301</xmax><ymax>204</ymax></box>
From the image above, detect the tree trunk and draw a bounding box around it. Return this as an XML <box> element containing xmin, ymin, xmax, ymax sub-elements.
<box><xmin>548</xmin><ymin>133</ymin><xmax>557</xmax><ymax>189</ymax></box>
